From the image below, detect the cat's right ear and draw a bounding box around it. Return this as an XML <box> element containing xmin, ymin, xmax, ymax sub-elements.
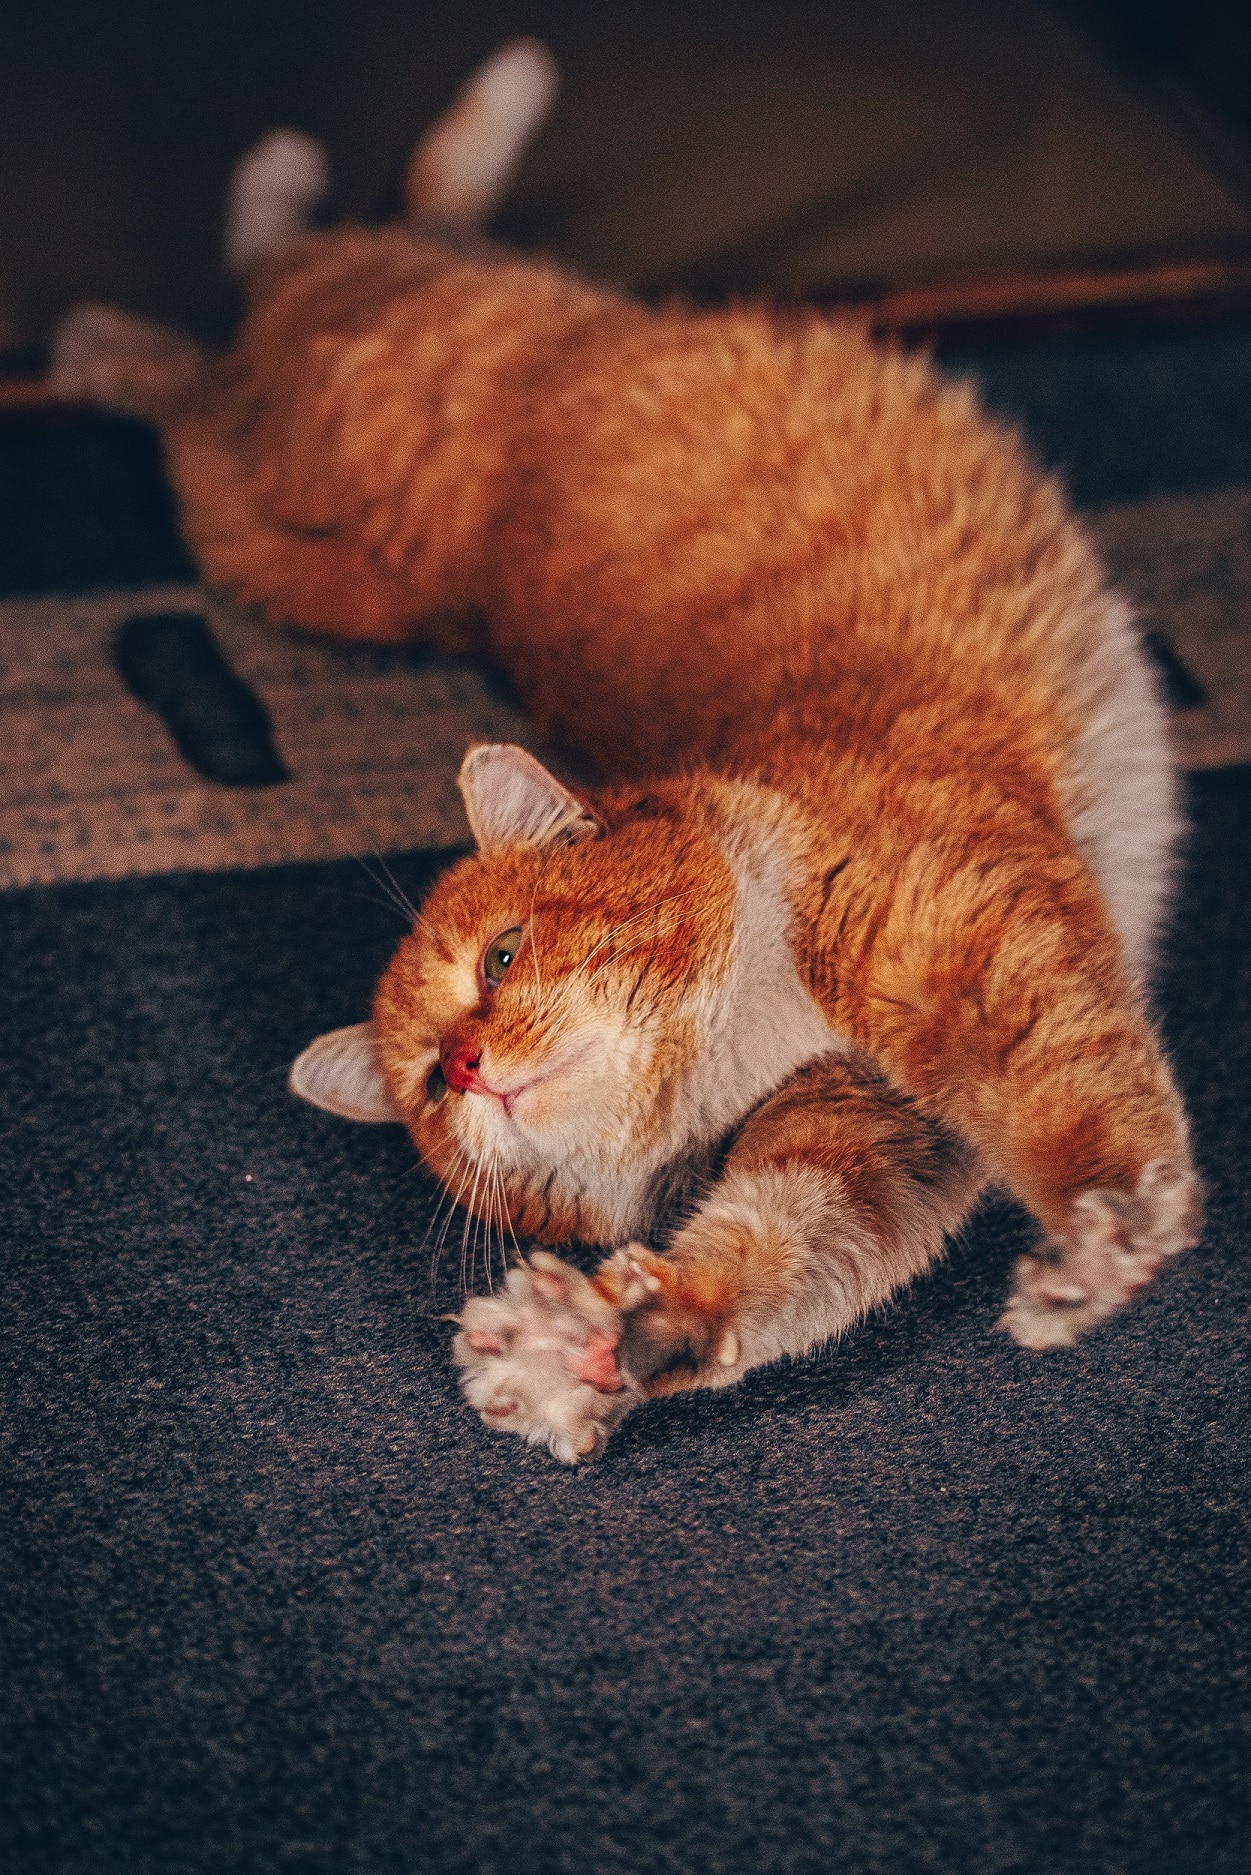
<box><xmin>288</xmin><ymin>1022</ymin><xmax>403</xmax><ymax>1122</ymax></box>
<box><xmin>458</xmin><ymin>744</ymin><xmax>601</xmax><ymax>852</ymax></box>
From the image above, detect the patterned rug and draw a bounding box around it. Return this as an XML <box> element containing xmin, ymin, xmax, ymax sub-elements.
<box><xmin>2</xmin><ymin>484</ymin><xmax>1249</xmax><ymax>890</ymax></box>
<box><xmin>0</xmin><ymin>583</ymin><xmax>528</xmax><ymax>888</ymax></box>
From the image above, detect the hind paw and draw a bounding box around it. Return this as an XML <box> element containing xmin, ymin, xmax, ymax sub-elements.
<box><xmin>50</xmin><ymin>304</ymin><xmax>204</xmax><ymax>415</ymax></box>
<box><xmin>1000</xmin><ymin>1158</ymin><xmax>1201</xmax><ymax>1350</ymax></box>
<box><xmin>453</xmin><ymin>1252</ymin><xmax>638</xmax><ymax>1463</ymax></box>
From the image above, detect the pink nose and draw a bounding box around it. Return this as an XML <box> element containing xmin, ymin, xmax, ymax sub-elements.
<box><xmin>442</xmin><ymin>1043</ymin><xmax>488</xmax><ymax>1095</ymax></box>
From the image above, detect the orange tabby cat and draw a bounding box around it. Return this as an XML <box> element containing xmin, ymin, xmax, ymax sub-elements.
<box><xmin>55</xmin><ymin>41</ymin><xmax>1201</xmax><ymax>1462</ymax></box>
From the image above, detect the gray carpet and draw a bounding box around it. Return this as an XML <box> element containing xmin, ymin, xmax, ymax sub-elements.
<box><xmin>3</xmin><ymin>774</ymin><xmax>1250</xmax><ymax>1875</ymax></box>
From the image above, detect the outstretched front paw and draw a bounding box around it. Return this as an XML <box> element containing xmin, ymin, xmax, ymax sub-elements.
<box><xmin>1000</xmin><ymin>1158</ymin><xmax>1201</xmax><ymax>1350</ymax></box>
<box><xmin>453</xmin><ymin>1252</ymin><xmax>638</xmax><ymax>1463</ymax></box>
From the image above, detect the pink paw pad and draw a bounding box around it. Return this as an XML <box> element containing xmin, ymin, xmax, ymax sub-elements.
<box><xmin>571</xmin><ymin>1329</ymin><xmax>624</xmax><ymax>1393</ymax></box>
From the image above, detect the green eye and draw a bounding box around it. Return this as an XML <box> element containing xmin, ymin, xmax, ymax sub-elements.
<box><xmin>482</xmin><ymin>926</ymin><xmax>523</xmax><ymax>986</ymax></box>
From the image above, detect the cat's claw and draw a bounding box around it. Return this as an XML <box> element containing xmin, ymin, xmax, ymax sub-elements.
<box><xmin>999</xmin><ymin>1158</ymin><xmax>1201</xmax><ymax>1350</ymax></box>
<box><xmin>453</xmin><ymin>1251</ymin><xmax>638</xmax><ymax>1463</ymax></box>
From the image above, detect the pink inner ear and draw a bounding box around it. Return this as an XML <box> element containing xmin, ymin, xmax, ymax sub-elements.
<box><xmin>458</xmin><ymin>742</ymin><xmax>600</xmax><ymax>851</ymax></box>
<box><xmin>288</xmin><ymin>1023</ymin><xmax>402</xmax><ymax>1123</ymax></box>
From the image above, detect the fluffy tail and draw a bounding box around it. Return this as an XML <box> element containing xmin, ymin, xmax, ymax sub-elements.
<box><xmin>404</xmin><ymin>37</ymin><xmax>558</xmax><ymax>229</ymax></box>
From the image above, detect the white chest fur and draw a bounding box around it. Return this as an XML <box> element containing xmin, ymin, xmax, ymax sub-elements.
<box><xmin>676</xmin><ymin>800</ymin><xmax>842</xmax><ymax>1143</ymax></box>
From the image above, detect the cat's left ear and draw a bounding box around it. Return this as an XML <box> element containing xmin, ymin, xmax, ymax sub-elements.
<box><xmin>288</xmin><ymin>1022</ymin><xmax>403</xmax><ymax>1122</ymax></box>
<box><xmin>458</xmin><ymin>743</ymin><xmax>602</xmax><ymax>852</ymax></box>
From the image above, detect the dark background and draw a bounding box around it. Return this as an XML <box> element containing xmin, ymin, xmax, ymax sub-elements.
<box><xmin>4</xmin><ymin>0</ymin><xmax>1251</xmax><ymax>349</ymax></box>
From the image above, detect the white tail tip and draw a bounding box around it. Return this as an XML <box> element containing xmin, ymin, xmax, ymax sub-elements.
<box><xmin>405</xmin><ymin>37</ymin><xmax>558</xmax><ymax>229</ymax></box>
<box><xmin>224</xmin><ymin>128</ymin><xmax>330</xmax><ymax>276</ymax></box>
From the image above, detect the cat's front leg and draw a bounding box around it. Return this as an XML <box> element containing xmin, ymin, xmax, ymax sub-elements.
<box><xmin>825</xmin><ymin>837</ymin><xmax>1205</xmax><ymax>1353</ymax></box>
<box><xmin>454</xmin><ymin>1051</ymin><xmax>983</xmax><ymax>1460</ymax></box>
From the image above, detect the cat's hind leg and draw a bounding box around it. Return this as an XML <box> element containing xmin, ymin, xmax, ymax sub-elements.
<box><xmin>51</xmin><ymin>304</ymin><xmax>208</xmax><ymax>421</ymax></box>
<box><xmin>404</xmin><ymin>38</ymin><xmax>558</xmax><ymax>231</ymax></box>
<box><xmin>454</xmin><ymin>1051</ymin><xmax>985</xmax><ymax>1461</ymax></box>
<box><xmin>998</xmin><ymin>1159</ymin><xmax>1199</xmax><ymax>1350</ymax></box>
<box><xmin>224</xmin><ymin>128</ymin><xmax>329</xmax><ymax>277</ymax></box>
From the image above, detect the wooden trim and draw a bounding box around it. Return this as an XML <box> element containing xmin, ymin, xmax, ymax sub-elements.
<box><xmin>5</xmin><ymin>241</ymin><xmax>1251</xmax><ymax>414</ymax></box>
<box><xmin>823</xmin><ymin>244</ymin><xmax>1251</xmax><ymax>344</ymax></box>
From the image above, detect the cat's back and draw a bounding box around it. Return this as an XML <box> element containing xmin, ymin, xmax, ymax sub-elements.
<box><xmin>225</xmin><ymin>227</ymin><xmax>1124</xmax><ymax>775</ymax></box>
<box><xmin>209</xmin><ymin>224</ymin><xmax>1175</xmax><ymax>969</ymax></box>
<box><xmin>229</xmin><ymin>227</ymin><xmax>1090</xmax><ymax>696</ymax></box>
<box><xmin>483</xmin><ymin>290</ymin><xmax>1109</xmax><ymax>764</ymax></box>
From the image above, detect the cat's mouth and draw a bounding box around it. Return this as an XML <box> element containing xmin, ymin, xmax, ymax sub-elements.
<box><xmin>439</xmin><ymin>1030</ymin><xmax>608</xmax><ymax>1136</ymax></box>
<box><xmin>439</xmin><ymin>1042</ymin><xmax>555</xmax><ymax>1122</ymax></box>
<box><xmin>468</xmin><ymin>1071</ymin><xmax>548</xmax><ymax>1119</ymax></box>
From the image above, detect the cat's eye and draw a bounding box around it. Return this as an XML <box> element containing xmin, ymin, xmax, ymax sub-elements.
<box><xmin>482</xmin><ymin>925</ymin><xmax>523</xmax><ymax>987</ymax></box>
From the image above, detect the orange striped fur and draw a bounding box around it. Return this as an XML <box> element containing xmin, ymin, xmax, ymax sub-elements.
<box><xmin>55</xmin><ymin>47</ymin><xmax>1200</xmax><ymax>1461</ymax></box>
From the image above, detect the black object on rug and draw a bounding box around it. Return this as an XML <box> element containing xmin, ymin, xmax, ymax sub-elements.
<box><xmin>3</xmin><ymin>769</ymin><xmax>1250</xmax><ymax>1875</ymax></box>
<box><xmin>114</xmin><ymin>610</ymin><xmax>289</xmax><ymax>787</ymax></box>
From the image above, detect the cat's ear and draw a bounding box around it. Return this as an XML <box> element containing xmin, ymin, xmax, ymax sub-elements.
<box><xmin>288</xmin><ymin>1022</ymin><xmax>403</xmax><ymax>1123</ymax></box>
<box><xmin>458</xmin><ymin>744</ymin><xmax>601</xmax><ymax>851</ymax></box>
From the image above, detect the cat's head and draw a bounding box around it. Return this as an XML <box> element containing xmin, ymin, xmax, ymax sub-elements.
<box><xmin>289</xmin><ymin>744</ymin><xmax>737</xmax><ymax>1244</ymax></box>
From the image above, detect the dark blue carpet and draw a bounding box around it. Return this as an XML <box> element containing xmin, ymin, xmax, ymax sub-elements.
<box><xmin>2</xmin><ymin>775</ymin><xmax>1249</xmax><ymax>1875</ymax></box>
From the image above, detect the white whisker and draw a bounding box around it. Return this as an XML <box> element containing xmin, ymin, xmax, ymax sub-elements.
<box><xmin>427</xmin><ymin>1140</ymin><xmax>472</xmax><ymax>1275</ymax></box>
<box><xmin>460</xmin><ymin>1156</ymin><xmax>487</xmax><ymax>1299</ymax></box>
<box><xmin>431</xmin><ymin>1141</ymin><xmax>478</xmax><ymax>1286</ymax></box>
<box><xmin>426</xmin><ymin>1140</ymin><xmax>470</xmax><ymax>1283</ymax></box>
<box><xmin>485</xmin><ymin>1160</ymin><xmax>504</xmax><ymax>1292</ymax></box>
<box><xmin>358</xmin><ymin>848</ymin><xmax>440</xmax><ymax>940</ymax></box>
<box><xmin>497</xmin><ymin>1160</ymin><xmax>523</xmax><ymax>1269</ymax></box>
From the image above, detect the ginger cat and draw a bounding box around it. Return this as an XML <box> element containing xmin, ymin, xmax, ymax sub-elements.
<box><xmin>55</xmin><ymin>41</ymin><xmax>1201</xmax><ymax>1463</ymax></box>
